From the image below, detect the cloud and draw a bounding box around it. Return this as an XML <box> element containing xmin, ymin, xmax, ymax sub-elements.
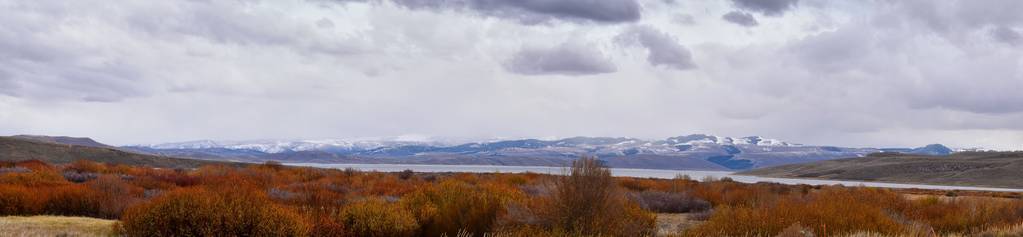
<box><xmin>779</xmin><ymin>22</ymin><xmax>1023</xmax><ymax>115</ymax></box>
<box><xmin>673</xmin><ymin>14</ymin><xmax>696</xmax><ymax>25</ymax></box>
<box><xmin>316</xmin><ymin>18</ymin><xmax>336</xmax><ymax>29</ymax></box>
<box><xmin>885</xmin><ymin>0</ymin><xmax>1023</xmax><ymax>41</ymax></box>
<box><xmin>503</xmin><ymin>43</ymin><xmax>617</xmax><ymax>76</ymax></box>
<box><xmin>990</xmin><ymin>26</ymin><xmax>1022</xmax><ymax>45</ymax></box>
<box><xmin>0</xmin><ymin>0</ymin><xmax>372</xmax><ymax>103</ymax></box>
<box><xmin>3</xmin><ymin>0</ymin><xmax>1023</xmax><ymax>150</ymax></box>
<box><xmin>730</xmin><ymin>0</ymin><xmax>798</xmax><ymax>16</ymax></box>
<box><xmin>341</xmin><ymin>0</ymin><xmax>641</xmax><ymax>24</ymax></box>
<box><xmin>722</xmin><ymin>11</ymin><xmax>758</xmax><ymax>27</ymax></box>
<box><xmin>0</xmin><ymin>12</ymin><xmax>151</xmax><ymax>102</ymax></box>
<box><xmin>617</xmin><ymin>26</ymin><xmax>696</xmax><ymax>70</ymax></box>
<box><xmin>0</xmin><ymin>70</ymin><xmax>15</xmax><ymax>97</ymax></box>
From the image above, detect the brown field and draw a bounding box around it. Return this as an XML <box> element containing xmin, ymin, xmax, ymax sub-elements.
<box><xmin>3</xmin><ymin>158</ymin><xmax>1023</xmax><ymax>236</ymax></box>
<box><xmin>0</xmin><ymin>216</ymin><xmax>116</xmax><ymax>237</ymax></box>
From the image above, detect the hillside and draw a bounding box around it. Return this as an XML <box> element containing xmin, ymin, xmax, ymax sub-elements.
<box><xmin>740</xmin><ymin>152</ymin><xmax>1023</xmax><ymax>189</ymax></box>
<box><xmin>9</xmin><ymin>135</ymin><xmax>114</xmax><ymax>148</ymax></box>
<box><xmin>0</xmin><ymin>137</ymin><xmax>225</xmax><ymax>169</ymax></box>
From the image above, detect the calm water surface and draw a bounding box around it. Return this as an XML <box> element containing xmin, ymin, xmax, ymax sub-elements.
<box><xmin>286</xmin><ymin>163</ymin><xmax>1023</xmax><ymax>192</ymax></box>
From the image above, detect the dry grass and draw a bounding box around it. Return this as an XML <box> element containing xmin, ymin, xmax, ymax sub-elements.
<box><xmin>656</xmin><ymin>213</ymin><xmax>703</xmax><ymax>236</ymax></box>
<box><xmin>0</xmin><ymin>215</ymin><xmax>117</xmax><ymax>237</ymax></box>
<box><xmin>975</xmin><ymin>222</ymin><xmax>1023</xmax><ymax>237</ymax></box>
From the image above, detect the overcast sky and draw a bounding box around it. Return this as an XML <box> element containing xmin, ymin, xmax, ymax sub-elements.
<box><xmin>1</xmin><ymin>0</ymin><xmax>1022</xmax><ymax>149</ymax></box>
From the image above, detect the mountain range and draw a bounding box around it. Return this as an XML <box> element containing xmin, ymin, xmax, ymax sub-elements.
<box><xmin>117</xmin><ymin>134</ymin><xmax>956</xmax><ymax>171</ymax></box>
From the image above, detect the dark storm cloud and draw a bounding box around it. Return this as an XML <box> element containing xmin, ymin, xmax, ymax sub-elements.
<box><xmin>722</xmin><ymin>11</ymin><xmax>758</xmax><ymax>27</ymax></box>
<box><xmin>730</xmin><ymin>0</ymin><xmax>798</xmax><ymax>16</ymax></box>
<box><xmin>503</xmin><ymin>43</ymin><xmax>617</xmax><ymax>76</ymax></box>
<box><xmin>617</xmin><ymin>26</ymin><xmax>696</xmax><ymax>70</ymax></box>
<box><xmin>990</xmin><ymin>26</ymin><xmax>1022</xmax><ymax>46</ymax></box>
<box><xmin>340</xmin><ymin>0</ymin><xmax>641</xmax><ymax>24</ymax></box>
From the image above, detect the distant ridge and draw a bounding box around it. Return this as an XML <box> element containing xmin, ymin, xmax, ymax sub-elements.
<box><xmin>740</xmin><ymin>152</ymin><xmax>1023</xmax><ymax>189</ymax></box>
<box><xmin>10</xmin><ymin>135</ymin><xmax>113</xmax><ymax>148</ymax></box>
<box><xmin>125</xmin><ymin>134</ymin><xmax>956</xmax><ymax>170</ymax></box>
<box><xmin>1</xmin><ymin>136</ymin><xmax>227</xmax><ymax>169</ymax></box>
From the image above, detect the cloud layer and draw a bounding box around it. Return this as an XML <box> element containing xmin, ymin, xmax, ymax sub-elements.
<box><xmin>730</xmin><ymin>0</ymin><xmax>798</xmax><ymax>16</ymax></box>
<box><xmin>1</xmin><ymin>0</ymin><xmax>1021</xmax><ymax>150</ymax></box>
<box><xmin>722</xmin><ymin>11</ymin><xmax>758</xmax><ymax>27</ymax></box>
<box><xmin>504</xmin><ymin>43</ymin><xmax>616</xmax><ymax>75</ymax></box>
<box><xmin>617</xmin><ymin>26</ymin><xmax>696</xmax><ymax>70</ymax></box>
<box><xmin>343</xmin><ymin>0</ymin><xmax>641</xmax><ymax>24</ymax></box>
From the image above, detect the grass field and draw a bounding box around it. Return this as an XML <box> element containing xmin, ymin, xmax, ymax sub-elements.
<box><xmin>0</xmin><ymin>216</ymin><xmax>116</xmax><ymax>237</ymax></box>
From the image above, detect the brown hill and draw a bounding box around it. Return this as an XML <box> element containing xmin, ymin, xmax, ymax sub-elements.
<box><xmin>10</xmin><ymin>135</ymin><xmax>114</xmax><ymax>148</ymax></box>
<box><xmin>740</xmin><ymin>152</ymin><xmax>1023</xmax><ymax>189</ymax></box>
<box><xmin>0</xmin><ymin>136</ymin><xmax>226</xmax><ymax>169</ymax></box>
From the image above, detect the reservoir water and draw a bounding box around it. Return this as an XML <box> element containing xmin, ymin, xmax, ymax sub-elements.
<box><xmin>286</xmin><ymin>163</ymin><xmax>1023</xmax><ymax>193</ymax></box>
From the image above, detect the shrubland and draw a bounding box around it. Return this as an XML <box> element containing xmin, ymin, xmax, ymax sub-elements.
<box><xmin>1</xmin><ymin>158</ymin><xmax>1023</xmax><ymax>236</ymax></box>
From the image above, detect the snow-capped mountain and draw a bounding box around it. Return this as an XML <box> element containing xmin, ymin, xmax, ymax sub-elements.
<box><xmin>137</xmin><ymin>135</ymin><xmax>797</xmax><ymax>154</ymax></box>
<box><xmin>137</xmin><ymin>137</ymin><xmax>456</xmax><ymax>154</ymax></box>
<box><xmin>124</xmin><ymin>134</ymin><xmax>952</xmax><ymax>171</ymax></box>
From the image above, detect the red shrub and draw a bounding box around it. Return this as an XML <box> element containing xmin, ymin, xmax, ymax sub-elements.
<box><xmin>0</xmin><ymin>169</ymin><xmax>68</xmax><ymax>186</ymax></box>
<box><xmin>66</xmin><ymin>160</ymin><xmax>106</xmax><ymax>173</ymax></box>
<box><xmin>88</xmin><ymin>175</ymin><xmax>144</xmax><ymax>218</ymax></box>
<box><xmin>329</xmin><ymin>198</ymin><xmax>419</xmax><ymax>237</ymax></box>
<box><xmin>685</xmin><ymin>187</ymin><xmax>907</xmax><ymax>236</ymax></box>
<box><xmin>14</xmin><ymin>160</ymin><xmax>55</xmax><ymax>171</ymax></box>
<box><xmin>0</xmin><ymin>184</ymin><xmax>44</xmax><ymax>215</ymax></box>
<box><xmin>43</xmin><ymin>185</ymin><xmax>105</xmax><ymax>218</ymax></box>
<box><xmin>401</xmin><ymin>180</ymin><xmax>509</xmax><ymax>236</ymax></box>
<box><xmin>119</xmin><ymin>187</ymin><xmax>309</xmax><ymax>236</ymax></box>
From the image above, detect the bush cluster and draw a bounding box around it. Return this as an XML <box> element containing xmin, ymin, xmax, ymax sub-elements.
<box><xmin>3</xmin><ymin>159</ymin><xmax>1023</xmax><ymax>236</ymax></box>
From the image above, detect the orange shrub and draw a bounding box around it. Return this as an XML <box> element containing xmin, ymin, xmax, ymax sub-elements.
<box><xmin>280</xmin><ymin>181</ymin><xmax>347</xmax><ymax>208</ymax></box>
<box><xmin>618</xmin><ymin>177</ymin><xmax>668</xmax><ymax>192</ymax></box>
<box><xmin>66</xmin><ymin>160</ymin><xmax>106</xmax><ymax>173</ymax></box>
<box><xmin>88</xmin><ymin>175</ymin><xmax>144</xmax><ymax>218</ymax></box>
<box><xmin>14</xmin><ymin>160</ymin><xmax>55</xmax><ymax>171</ymax></box>
<box><xmin>2</xmin><ymin>159</ymin><xmax>1021</xmax><ymax>237</ymax></box>
<box><xmin>0</xmin><ymin>169</ymin><xmax>68</xmax><ymax>186</ymax></box>
<box><xmin>332</xmin><ymin>198</ymin><xmax>418</xmax><ymax>237</ymax></box>
<box><xmin>685</xmin><ymin>187</ymin><xmax>907</xmax><ymax>236</ymax></box>
<box><xmin>119</xmin><ymin>187</ymin><xmax>309</xmax><ymax>237</ymax></box>
<box><xmin>43</xmin><ymin>185</ymin><xmax>105</xmax><ymax>217</ymax></box>
<box><xmin>906</xmin><ymin>197</ymin><xmax>1023</xmax><ymax>234</ymax></box>
<box><xmin>0</xmin><ymin>184</ymin><xmax>44</xmax><ymax>215</ymax></box>
<box><xmin>539</xmin><ymin>157</ymin><xmax>656</xmax><ymax>236</ymax></box>
<box><xmin>401</xmin><ymin>180</ymin><xmax>508</xmax><ymax>236</ymax></box>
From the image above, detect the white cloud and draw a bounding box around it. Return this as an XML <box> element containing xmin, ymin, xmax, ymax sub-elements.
<box><xmin>0</xmin><ymin>0</ymin><xmax>1021</xmax><ymax>150</ymax></box>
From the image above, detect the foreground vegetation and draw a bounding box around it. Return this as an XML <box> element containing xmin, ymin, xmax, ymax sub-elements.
<box><xmin>0</xmin><ymin>215</ymin><xmax>116</xmax><ymax>237</ymax></box>
<box><xmin>2</xmin><ymin>158</ymin><xmax>1023</xmax><ymax>236</ymax></box>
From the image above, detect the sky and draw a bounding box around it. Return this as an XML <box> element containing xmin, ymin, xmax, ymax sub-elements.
<box><xmin>1</xmin><ymin>0</ymin><xmax>1022</xmax><ymax>150</ymax></box>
